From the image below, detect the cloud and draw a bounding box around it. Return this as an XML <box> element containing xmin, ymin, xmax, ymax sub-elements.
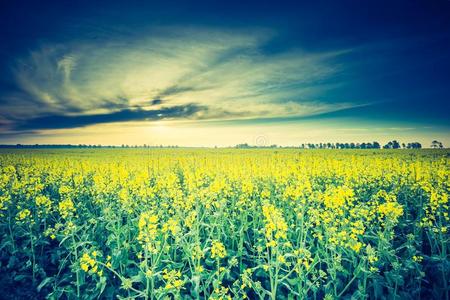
<box><xmin>13</xmin><ymin>104</ymin><xmax>206</xmax><ymax>131</ymax></box>
<box><xmin>1</xmin><ymin>26</ymin><xmax>362</xmax><ymax>132</ymax></box>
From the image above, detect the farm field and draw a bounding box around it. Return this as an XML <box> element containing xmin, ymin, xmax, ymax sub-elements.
<box><xmin>0</xmin><ymin>148</ymin><xmax>448</xmax><ymax>299</ymax></box>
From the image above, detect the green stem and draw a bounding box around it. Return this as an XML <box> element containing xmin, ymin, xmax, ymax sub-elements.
<box><xmin>71</xmin><ymin>233</ymin><xmax>80</xmax><ymax>298</ymax></box>
<box><xmin>29</xmin><ymin>223</ymin><xmax>36</xmax><ymax>284</ymax></box>
<box><xmin>337</xmin><ymin>263</ymin><xmax>362</xmax><ymax>298</ymax></box>
<box><xmin>8</xmin><ymin>213</ymin><xmax>16</xmax><ymax>253</ymax></box>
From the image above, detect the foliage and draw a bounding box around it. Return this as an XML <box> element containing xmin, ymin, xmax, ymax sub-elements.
<box><xmin>0</xmin><ymin>148</ymin><xmax>448</xmax><ymax>299</ymax></box>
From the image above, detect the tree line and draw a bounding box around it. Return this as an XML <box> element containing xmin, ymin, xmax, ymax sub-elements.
<box><xmin>236</xmin><ymin>140</ymin><xmax>445</xmax><ymax>149</ymax></box>
<box><xmin>0</xmin><ymin>140</ymin><xmax>445</xmax><ymax>149</ymax></box>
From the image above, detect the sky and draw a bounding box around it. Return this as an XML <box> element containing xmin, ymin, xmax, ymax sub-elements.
<box><xmin>0</xmin><ymin>0</ymin><xmax>449</xmax><ymax>147</ymax></box>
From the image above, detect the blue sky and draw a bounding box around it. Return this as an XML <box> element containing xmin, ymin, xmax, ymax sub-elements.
<box><xmin>0</xmin><ymin>0</ymin><xmax>449</xmax><ymax>146</ymax></box>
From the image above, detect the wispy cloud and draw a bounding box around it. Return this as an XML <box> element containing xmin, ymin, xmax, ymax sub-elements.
<box><xmin>1</xmin><ymin>27</ymin><xmax>363</xmax><ymax>132</ymax></box>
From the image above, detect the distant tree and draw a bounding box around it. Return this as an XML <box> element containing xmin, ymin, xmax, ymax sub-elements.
<box><xmin>407</xmin><ymin>142</ymin><xmax>422</xmax><ymax>149</ymax></box>
<box><xmin>383</xmin><ymin>140</ymin><xmax>400</xmax><ymax>149</ymax></box>
<box><xmin>298</xmin><ymin>141</ymin><xmax>387</xmax><ymax>149</ymax></box>
<box><xmin>402</xmin><ymin>143</ymin><xmax>406</xmax><ymax>149</ymax></box>
<box><xmin>236</xmin><ymin>143</ymin><xmax>250</xmax><ymax>149</ymax></box>
<box><xmin>431</xmin><ymin>140</ymin><xmax>443</xmax><ymax>148</ymax></box>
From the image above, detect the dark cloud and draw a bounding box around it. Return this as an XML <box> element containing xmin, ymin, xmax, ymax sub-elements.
<box><xmin>150</xmin><ymin>99</ymin><xmax>163</xmax><ymax>105</ymax></box>
<box><xmin>13</xmin><ymin>104</ymin><xmax>206</xmax><ymax>131</ymax></box>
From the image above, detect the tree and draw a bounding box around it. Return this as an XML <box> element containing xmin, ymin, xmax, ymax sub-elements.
<box><xmin>236</xmin><ymin>143</ymin><xmax>250</xmax><ymax>149</ymax></box>
<box><xmin>392</xmin><ymin>140</ymin><xmax>400</xmax><ymax>149</ymax></box>
<box><xmin>431</xmin><ymin>140</ymin><xmax>443</xmax><ymax>149</ymax></box>
<box><xmin>384</xmin><ymin>140</ymin><xmax>400</xmax><ymax>149</ymax></box>
<box><xmin>408</xmin><ymin>142</ymin><xmax>422</xmax><ymax>149</ymax></box>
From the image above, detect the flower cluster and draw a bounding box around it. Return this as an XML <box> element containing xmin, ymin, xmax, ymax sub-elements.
<box><xmin>211</xmin><ymin>240</ymin><xmax>227</xmax><ymax>259</ymax></box>
<box><xmin>80</xmin><ymin>251</ymin><xmax>103</xmax><ymax>276</ymax></box>
<box><xmin>262</xmin><ymin>203</ymin><xmax>288</xmax><ymax>247</ymax></box>
<box><xmin>58</xmin><ymin>198</ymin><xmax>75</xmax><ymax>219</ymax></box>
<box><xmin>137</xmin><ymin>211</ymin><xmax>159</xmax><ymax>251</ymax></box>
<box><xmin>162</xmin><ymin>269</ymin><xmax>184</xmax><ymax>290</ymax></box>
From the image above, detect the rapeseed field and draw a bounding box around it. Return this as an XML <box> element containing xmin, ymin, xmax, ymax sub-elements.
<box><xmin>0</xmin><ymin>149</ymin><xmax>448</xmax><ymax>299</ymax></box>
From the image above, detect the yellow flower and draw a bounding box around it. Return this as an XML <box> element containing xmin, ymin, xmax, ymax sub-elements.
<box><xmin>294</xmin><ymin>248</ymin><xmax>313</xmax><ymax>270</ymax></box>
<box><xmin>277</xmin><ymin>255</ymin><xmax>286</xmax><ymax>264</ymax></box>
<box><xmin>196</xmin><ymin>265</ymin><xmax>204</xmax><ymax>273</ymax></box>
<box><xmin>185</xmin><ymin>211</ymin><xmax>197</xmax><ymax>228</ymax></box>
<box><xmin>58</xmin><ymin>198</ymin><xmax>75</xmax><ymax>219</ymax></box>
<box><xmin>262</xmin><ymin>203</ymin><xmax>288</xmax><ymax>243</ymax></box>
<box><xmin>81</xmin><ymin>263</ymin><xmax>89</xmax><ymax>272</ymax></box>
<box><xmin>412</xmin><ymin>255</ymin><xmax>423</xmax><ymax>262</ymax></box>
<box><xmin>378</xmin><ymin>201</ymin><xmax>403</xmax><ymax>223</ymax></box>
<box><xmin>162</xmin><ymin>217</ymin><xmax>180</xmax><ymax>236</ymax></box>
<box><xmin>351</xmin><ymin>242</ymin><xmax>363</xmax><ymax>253</ymax></box>
<box><xmin>211</xmin><ymin>240</ymin><xmax>227</xmax><ymax>259</ymax></box>
<box><xmin>80</xmin><ymin>253</ymin><xmax>95</xmax><ymax>272</ymax></box>
<box><xmin>16</xmin><ymin>209</ymin><xmax>31</xmax><ymax>221</ymax></box>
<box><xmin>162</xmin><ymin>269</ymin><xmax>183</xmax><ymax>290</ymax></box>
<box><xmin>35</xmin><ymin>195</ymin><xmax>52</xmax><ymax>214</ymax></box>
<box><xmin>121</xmin><ymin>278</ymin><xmax>133</xmax><ymax>290</ymax></box>
<box><xmin>137</xmin><ymin>211</ymin><xmax>159</xmax><ymax>248</ymax></box>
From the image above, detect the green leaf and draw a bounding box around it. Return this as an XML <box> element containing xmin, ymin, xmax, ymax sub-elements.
<box><xmin>37</xmin><ymin>276</ymin><xmax>54</xmax><ymax>292</ymax></box>
<box><xmin>14</xmin><ymin>274</ymin><xmax>28</xmax><ymax>281</ymax></box>
<box><xmin>96</xmin><ymin>276</ymin><xmax>107</xmax><ymax>296</ymax></box>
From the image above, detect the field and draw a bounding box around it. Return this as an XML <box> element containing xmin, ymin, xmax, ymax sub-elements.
<box><xmin>0</xmin><ymin>148</ymin><xmax>448</xmax><ymax>299</ymax></box>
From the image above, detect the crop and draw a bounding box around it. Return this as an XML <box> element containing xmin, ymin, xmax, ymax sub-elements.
<box><xmin>0</xmin><ymin>149</ymin><xmax>448</xmax><ymax>299</ymax></box>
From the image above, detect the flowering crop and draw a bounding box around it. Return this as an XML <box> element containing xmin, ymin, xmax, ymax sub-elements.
<box><xmin>0</xmin><ymin>148</ymin><xmax>448</xmax><ymax>299</ymax></box>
